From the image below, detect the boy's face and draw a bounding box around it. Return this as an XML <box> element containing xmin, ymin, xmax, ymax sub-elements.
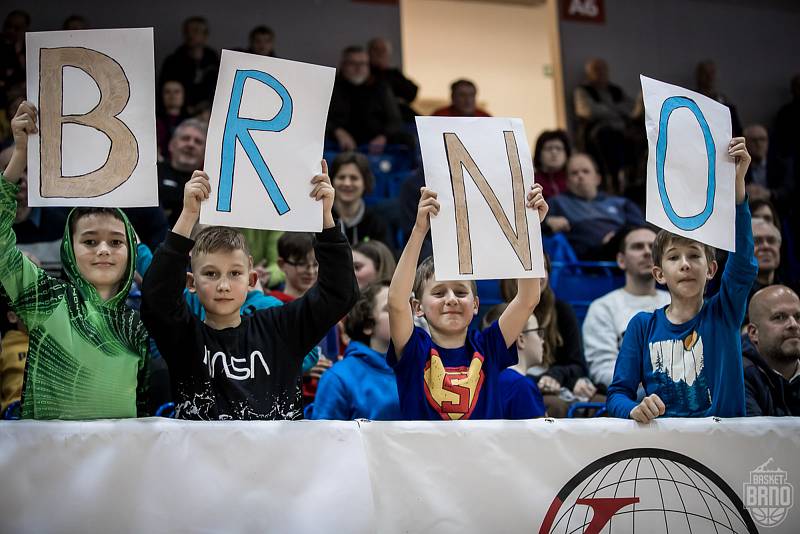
<box><xmin>518</xmin><ymin>314</ymin><xmax>544</xmax><ymax>367</ymax></box>
<box><xmin>279</xmin><ymin>250</ymin><xmax>318</xmax><ymax>296</ymax></box>
<box><xmin>188</xmin><ymin>249</ymin><xmax>255</xmax><ymax>319</ymax></box>
<box><xmin>369</xmin><ymin>286</ymin><xmax>391</xmax><ymax>345</ymax></box>
<box><xmin>653</xmin><ymin>241</ymin><xmax>717</xmax><ymax>300</ymax></box>
<box><xmin>72</xmin><ymin>214</ymin><xmax>128</xmax><ymax>295</ymax></box>
<box><xmin>415</xmin><ymin>279</ymin><xmax>478</xmax><ymax>336</ymax></box>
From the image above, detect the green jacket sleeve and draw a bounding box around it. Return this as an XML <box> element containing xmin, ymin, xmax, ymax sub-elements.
<box><xmin>0</xmin><ymin>175</ymin><xmax>62</xmax><ymax>329</ymax></box>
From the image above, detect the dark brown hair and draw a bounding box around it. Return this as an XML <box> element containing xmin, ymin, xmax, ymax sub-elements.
<box><xmin>345</xmin><ymin>281</ymin><xmax>390</xmax><ymax>343</ymax></box>
<box><xmin>651</xmin><ymin>230</ymin><xmax>715</xmax><ymax>268</ymax></box>
<box><xmin>353</xmin><ymin>240</ymin><xmax>396</xmax><ymax>283</ymax></box>
<box><xmin>331</xmin><ymin>151</ymin><xmax>375</xmax><ymax>195</ymax></box>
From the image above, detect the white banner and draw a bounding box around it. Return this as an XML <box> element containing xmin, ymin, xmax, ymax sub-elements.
<box><xmin>1</xmin><ymin>418</ymin><xmax>798</xmax><ymax>533</ymax></box>
<box><xmin>25</xmin><ymin>28</ymin><xmax>158</xmax><ymax>207</ymax></box>
<box><xmin>201</xmin><ymin>50</ymin><xmax>336</xmax><ymax>231</ymax></box>
<box><xmin>416</xmin><ymin>117</ymin><xmax>544</xmax><ymax>281</ymax></box>
<box><xmin>641</xmin><ymin>75</ymin><xmax>735</xmax><ymax>251</ymax></box>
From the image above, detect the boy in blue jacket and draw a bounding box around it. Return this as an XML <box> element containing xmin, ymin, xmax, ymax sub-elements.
<box><xmin>313</xmin><ymin>281</ymin><xmax>401</xmax><ymax>420</ymax></box>
<box><xmin>607</xmin><ymin>137</ymin><xmax>757</xmax><ymax>422</ymax></box>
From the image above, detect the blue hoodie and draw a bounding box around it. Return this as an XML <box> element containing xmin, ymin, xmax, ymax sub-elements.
<box><xmin>312</xmin><ymin>341</ymin><xmax>401</xmax><ymax>420</ymax></box>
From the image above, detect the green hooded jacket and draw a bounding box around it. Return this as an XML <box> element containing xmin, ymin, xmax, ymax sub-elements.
<box><xmin>0</xmin><ymin>176</ymin><xmax>149</xmax><ymax>419</ymax></box>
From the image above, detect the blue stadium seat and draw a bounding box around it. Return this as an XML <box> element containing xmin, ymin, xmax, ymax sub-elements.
<box><xmin>550</xmin><ymin>261</ymin><xmax>625</xmax><ymax>327</ymax></box>
<box><xmin>567</xmin><ymin>402</ymin><xmax>607</xmax><ymax>418</ymax></box>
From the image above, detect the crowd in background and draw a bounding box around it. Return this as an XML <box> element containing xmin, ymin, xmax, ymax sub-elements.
<box><xmin>0</xmin><ymin>9</ymin><xmax>798</xmax><ymax>422</ymax></box>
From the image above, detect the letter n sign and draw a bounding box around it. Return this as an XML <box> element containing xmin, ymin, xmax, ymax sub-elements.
<box><xmin>444</xmin><ymin>131</ymin><xmax>532</xmax><ymax>275</ymax></box>
<box><xmin>218</xmin><ymin>70</ymin><xmax>293</xmax><ymax>215</ymax></box>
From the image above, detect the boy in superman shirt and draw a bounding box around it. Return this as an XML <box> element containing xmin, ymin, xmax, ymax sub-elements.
<box><xmin>386</xmin><ymin>184</ymin><xmax>547</xmax><ymax>420</ymax></box>
<box><xmin>607</xmin><ymin>137</ymin><xmax>757</xmax><ymax>422</ymax></box>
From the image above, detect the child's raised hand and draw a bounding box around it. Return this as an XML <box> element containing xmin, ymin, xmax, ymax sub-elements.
<box><xmin>629</xmin><ymin>393</ymin><xmax>665</xmax><ymax>423</ymax></box>
<box><xmin>526</xmin><ymin>183</ymin><xmax>548</xmax><ymax>222</ymax></box>
<box><xmin>729</xmin><ymin>137</ymin><xmax>750</xmax><ymax>204</ymax></box>
<box><xmin>311</xmin><ymin>159</ymin><xmax>335</xmax><ymax>228</ymax></box>
<box><xmin>415</xmin><ymin>187</ymin><xmax>440</xmax><ymax>233</ymax></box>
<box><xmin>11</xmin><ymin>101</ymin><xmax>38</xmax><ymax>151</ymax></box>
<box><xmin>729</xmin><ymin>137</ymin><xmax>751</xmax><ymax>182</ymax></box>
<box><xmin>184</xmin><ymin>170</ymin><xmax>210</xmax><ymax>216</ymax></box>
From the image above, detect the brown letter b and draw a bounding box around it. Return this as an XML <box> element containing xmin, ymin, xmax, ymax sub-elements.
<box><xmin>39</xmin><ymin>47</ymin><xmax>138</xmax><ymax>198</ymax></box>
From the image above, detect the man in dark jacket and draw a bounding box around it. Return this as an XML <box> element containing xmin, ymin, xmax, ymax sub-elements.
<box><xmin>743</xmin><ymin>285</ymin><xmax>800</xmax><ymax>416</ymax></box>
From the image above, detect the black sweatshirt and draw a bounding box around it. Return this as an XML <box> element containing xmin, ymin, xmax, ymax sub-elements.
<box><xmin>140</xmin><ymin>227</ymin><xmax>359</xmax><ymax>420</ymax></box>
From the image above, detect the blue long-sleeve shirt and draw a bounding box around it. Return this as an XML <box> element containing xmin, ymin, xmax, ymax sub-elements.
<box><xmin>606</xmin><ymin>201</ymin><xmax>758</xmax><ymax>418</ymax></box>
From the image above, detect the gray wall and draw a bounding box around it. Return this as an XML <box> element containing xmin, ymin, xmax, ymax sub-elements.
<box><xmin>559</xmin><ymin>0</ymin><xmax>800</xmax><ymax>130</ymax></box>
<box><xmin>4</xmin><ymin>0</ymin><xmax>402</xmax><ymax>70</ymax></box>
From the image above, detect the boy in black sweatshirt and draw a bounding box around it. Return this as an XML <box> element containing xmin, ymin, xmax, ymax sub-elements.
<box><xmin>141</xmin><ymin>164</ymin><xmax>359</xmax><ymax>420</ymax></box>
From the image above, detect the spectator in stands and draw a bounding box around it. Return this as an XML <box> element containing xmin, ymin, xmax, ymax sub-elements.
<box><xmin>773</xmin><ymin>74</ymin><xmax>800</xmax><ymax>168</ymax></box>
<box><xmin>751</xmin><ymin>218</ymin><xmax>784</xmax><ymax>295</ymax></box>
<box><xmin>158</xmin><ymin>118</ymin><xmax>207</xmax><ymax>227</ymax></box>
<box><xmin>743</xmin><ymin>124</ymin><xmax>793</xmax><ymax>214</ymax></box>
<box><xmin>313</xmin><ymin>281</ymin><xmax>401</xmax><ymax>420</ymax></box>
<box><xmin>695</xmin><ymin>60</ymin><xmax>742</xmax><ymax>136</ymax></box>
<box><xmin>750</xmin><ymin>198</ymin><xmax>781</xmax><ymax>228</ymax></box>
<box><xmin>0</xmin><ymin>146</ymin><xmax>69</xmax><ymax>265</ymax></box>
<box><xmin>606</xmin><ymin>137</ymin><xmax>755</xmax><ymax>422</ymax></box>
<box><xmin>327</xmin><ymin>46</ymin><xmax>405</xmax><ymax>153</ymax></box>
<box><xmin>352</xmin><ymin>240</ymin><xmax>396</xmax><ymax>290</ymax></box>
<box><xmin>573</xmin><ymin>58</ymin><xmax>633</xmax><ymax>187</ymax></box>
<box><xmin>159</xmin><ymin>17</ymin><xmax>219</xmax><ymax>116</ymax></box>
<box><xmin>241</xmin><ymin>228</ymin><xmax>285</xmax><ymax>289</ymax></box>
<box><xmin>330</xmin><ymin>151</ymin><xmax>389</xmax><ymax>245</ymax></box>
<box><xmin>156</xmin><ymin>80</ymin><xmax>188</xmax><ymax>161</ymax></box>
<box><xmin>368</xmin><ymin>37</ymin><xmax>417</xmax><ymax>123</ymax></box>
<box><xmin>432</xmin><ymin>79</ymin><xmax>490</xmax><ymax>117</ymax></box>
<box><xmin>62</xmin><ymin>14</ymin><xmax>88</xmax><ymax>30</ymax></box>
<box><xmin>272</xmin><ymin>232</ymin><xmax>317</xmax><ymax>303</ymax></box>
<box><xmin>0</xmin><ymin>286</ymin><xmax>28</xmax><ymax>418</ymax></box>
<box><xmin>482</xmin><ymin>303</ymin><xmax>547</xmax><ymax>419</ymax></box>
<box><xmin>247</xmin><ymin>26</ymin><xmax>275</xmax><ymax>57</ymax></box>
<box><xmin>545</xmin><ymin>153</ymin><xmax>645</xmax><ymax>260</ymax></box>
<box><xmin>743</xmin><ymin>285</ymin><xmax>800</xmax><ymax>416</ymax></box>
<box><xmin>0</xmin><ymin>11</ymin><xmax>28</xmax><ymax>93</ymax></box>
<box><xmin>501</xmin><ymin>256</ymin><xmax>601</xmax><ymax>418</ymax></box>
<box><xmin>583</xmin><ymin>227</ymin><xmax>670</xmax><ymax>389</ymax></box>
<box><xmin>533</xmin><ymin>130</ymin><xmax>571</xmax><ymax>199</ymax></box>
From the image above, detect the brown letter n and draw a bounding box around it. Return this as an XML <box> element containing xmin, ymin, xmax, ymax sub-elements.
<box><xmin>443</xmin><ymin>131</ymin><xmax>532</xmax><ymax>275</ymax></box>
<box><xmin>39</xmin><ymin>47</ymin><xmax>138</xmax><ymax>198</ymax></box>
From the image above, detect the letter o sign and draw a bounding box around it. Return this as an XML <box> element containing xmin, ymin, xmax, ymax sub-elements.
<box><xmin>655</xmin><ymin>96</ymin><xmax>716</xmax><ymax>231</ymax></box>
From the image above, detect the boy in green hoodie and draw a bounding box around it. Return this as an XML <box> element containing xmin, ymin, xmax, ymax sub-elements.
<box><xmin>0</xmin><ymin>102</ymin><xmax>149</xmax><ymax>419</ymax></box>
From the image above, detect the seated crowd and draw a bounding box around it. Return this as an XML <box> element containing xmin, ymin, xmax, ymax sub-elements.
<box><xmin>0</xmin><ymin>9</ymin><xmax>798</xmax><ymax>422</ymax></box>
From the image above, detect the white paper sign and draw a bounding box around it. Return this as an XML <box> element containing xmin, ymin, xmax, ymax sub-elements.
<box><xmin>641</xmin><ymin>75</ymin><xmax>735</xmax><ymax>251</ymax></box>
<box><xmin>25</xmin><ymin>29</ymin><xmax>157</xmax><ymax>207</ymax></box>
<box><xmin>201</xmin><ymin>50</ymin><xmax>336</xmax><ymax>231</ymax></box>
<box><xmin>416</xmin><ymin>117</ymin><xmax>544</xmax><ymax>280</ymax></box>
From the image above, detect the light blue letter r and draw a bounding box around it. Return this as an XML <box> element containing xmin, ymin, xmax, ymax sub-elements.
<box><xmin>218</xmin><ymin>70</ymin><xmax>292</xmax><ymax>214</ymax></box>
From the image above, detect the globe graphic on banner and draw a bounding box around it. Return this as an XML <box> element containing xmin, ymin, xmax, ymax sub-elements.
<box><xmin>540</xmin><ymin>448</ymin><xmax>758</xmax><ymax>534</ymax></box>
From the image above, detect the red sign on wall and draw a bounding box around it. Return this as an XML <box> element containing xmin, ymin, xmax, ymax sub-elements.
<box><xmin>561</xmin><ymin>0</ymin><xmax>606</xmax><ymax>24</ymax></box>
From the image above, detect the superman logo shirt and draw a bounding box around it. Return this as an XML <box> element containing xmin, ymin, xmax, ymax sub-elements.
<box><xmin>387</xmin><ymin>321</ymin><xmax>516</xmax><ymax>420</ymax></box>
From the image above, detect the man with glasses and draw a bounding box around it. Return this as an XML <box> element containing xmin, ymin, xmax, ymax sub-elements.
<box><xmin>326</xmin><ymin>45</ymin><xmax>405</xmax><ymax>153</ymax></box>
<box><xmin>272</xmin><ymin>232</ymin><xmax>319</xmax><ymax>303</ymax></box>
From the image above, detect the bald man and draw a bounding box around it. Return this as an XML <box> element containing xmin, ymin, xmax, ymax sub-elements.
<box><xmin>743</xmin><ymin>285</ymin><xmax>800</xmax><ymax>416</ymax></box>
